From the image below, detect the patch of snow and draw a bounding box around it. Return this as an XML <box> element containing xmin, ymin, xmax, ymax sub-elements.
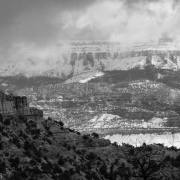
<box><xmin>1</xmin><ymin>83</ymin><xmax>8</xmax><ymax>86</ymax></box>
<box><xmin>106</xmin><ymin>57</ymin><xmax>146</xmax><ymax>71</ymax></box>
<box><xmin>105</xmin><ymin>133</ymin><xmax>180</xmax><ymax>148</ymax></box>
<box><xmin>79</xmin><ymin>72</ymin><xmax>104</xmax><ymax>83</ymax></box>
<box><xmin>65</xmin><ymin>71</ymin><xmax>104</xmax><ymax>83</ymax></box>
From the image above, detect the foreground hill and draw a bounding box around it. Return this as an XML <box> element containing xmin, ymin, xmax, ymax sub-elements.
<box><xmin>0</xmin><ymin>114</ymin><xmax>180</xmax><ymax>179</ymax></box>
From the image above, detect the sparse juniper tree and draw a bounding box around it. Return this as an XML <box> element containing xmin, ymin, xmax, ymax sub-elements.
<box><xmin>91</xmin><ymin>132</ymin><xmax>99</xmax><ymax>138</ymax></box>
<box><xmin>0</xmin><ymin>114</ymin><xmax>3</xmax><ymax>122</ymax></box>
<box><xmin>124</xmin><ymin>145</ymin><xmax>174</xmax><ymax>180</ymax></box>
<box><xmin>0</xmin><ymin>91</ymin><xmax>4</xmax><ymax>114</ymax></box>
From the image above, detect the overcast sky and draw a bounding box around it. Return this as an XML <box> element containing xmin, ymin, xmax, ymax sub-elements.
<box><xmin>0</xmin><ymin>0</ymin><xmax>180</xmax><ymax>62</ymax></box>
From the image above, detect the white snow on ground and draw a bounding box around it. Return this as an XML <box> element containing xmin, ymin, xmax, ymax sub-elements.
<box><xmin>65</xmin><ymin>71</ymin><xmax>104</xmax><ymax>83</ymax></box>
<box><xmin>153</xmin><ymin>56</ymin><xmax>177</xmax><ymax>69</ymax></box>
<box><xmin>106</xmin><ymin>57</ymin><xmax>146</xmax><ymax>71</ymax></box>
<box><xmin>79</xmin><ymin>72</ymin><xmax>104</xmax><ymax>83</ymax></box>
<box><xmin>1</xmin><ymin>83</ymin><xmax>8</xmax><ymax>86</ymax></box>
<box><xmin>86</xmin><ymin>113</ymin><xmax>180</xmax><ymax>147</ymax></box>
<box><xmin>105</xmin><ymin>55</ymin><xmax>178</xmax><ymax>71</ymax></box>
<box><xmin>89</xmin><ymin>114</ymin><xmax>119</xmax><ymax>122</ymax></box>
<box><xmin>149</xmin><ymin>117</ymin><xmax>167</xmax><ymax>125</ymax></box>
<box><xmin>105</xmin><ymin>133</ymin><xmax>180</xmax><ymax>148</ymax></box>
<box><xmin>87</xmin><ymin>114</ymin><xmax>167</xmax><ymax>129</ymax></box>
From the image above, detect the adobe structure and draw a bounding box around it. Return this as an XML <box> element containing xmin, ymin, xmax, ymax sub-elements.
<box><xmin>0</xmin><ymin>91</ymin><xmax>43</xmax><ymax>117</ymax></box>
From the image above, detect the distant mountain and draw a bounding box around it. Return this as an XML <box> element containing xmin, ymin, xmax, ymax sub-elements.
<box><xmin>0</xmin><ymin>40</ymin><xmax>180</xmax><ymax>84</ymax></box>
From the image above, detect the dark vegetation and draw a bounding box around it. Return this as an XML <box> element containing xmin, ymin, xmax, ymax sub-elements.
<box><xmin>0</xmin><ymin>115</ymin><xmax>180</xmax><ymax>179</ymax></box>
<box><xmin>90</xmin><ymin>65</ymin><xmax>180</xmax><ymax>90</ymax></box>
<box><xmin>90</xmin><ymin>66</ymin><xmax>157</xmax><ymax>83</ymax></box>
<box><xmin>0</xmin><ymin>76</ymin><xmax>64</xmax><ymax>87</ymax></box>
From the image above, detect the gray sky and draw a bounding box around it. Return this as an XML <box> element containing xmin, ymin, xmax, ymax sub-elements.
<box><xmin>0</xmin><ymin>0</ymin><xmax>180</xmax><ymax>61</ymax></box>
<box><xmin>0</xmin><ymin>0</ymin><xmax>96</xmax><ymax>46</ymax></box>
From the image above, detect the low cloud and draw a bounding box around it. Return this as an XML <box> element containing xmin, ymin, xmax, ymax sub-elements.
<box><xmin>62</xmin><ymin>0</ymin><xmax>180</xmax><ymax>46</ymax></box>
<box><xmin>1</xmin><ymin>0</ymin><xmax>180</xmax><ymax>63</ymax></box>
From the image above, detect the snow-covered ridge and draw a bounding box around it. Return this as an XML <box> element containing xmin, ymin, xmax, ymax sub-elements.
<box><xmin>0</xmin><ymin>40</ymin><xmax>180</xmax><ymax>79</ymax></box>
<box><xmin>105</xmin><ymin>133</ymin><xmax>180</xmax><ymax>148</ymax></box>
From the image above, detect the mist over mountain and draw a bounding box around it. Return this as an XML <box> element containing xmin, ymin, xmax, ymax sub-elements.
<box><xmin>1</xmin><ymin>0</ymin><xmax>180</xmax><ymax>64</ymax></box>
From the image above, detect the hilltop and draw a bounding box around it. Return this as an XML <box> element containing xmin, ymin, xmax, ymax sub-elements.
<box><xmin>0</xmin><ymin>114</ymin><xmax>180</xmax><ymax>179</ymax></box>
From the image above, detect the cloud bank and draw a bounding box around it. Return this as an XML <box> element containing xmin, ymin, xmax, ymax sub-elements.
<box><xmin>63</xmin><ymin>0</ymin><xmax>180</xmax><ymax>45</ymax></box>
<box><xmin>0</xmin><ymin>0</ymin><xmax>180</xmax><ymax>62</ymax></box>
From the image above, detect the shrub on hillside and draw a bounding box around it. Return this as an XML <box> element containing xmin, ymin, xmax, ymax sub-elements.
<box><xmin>44</xmin><ymin>125</ymin><xmax>50</xmax><ymax>131</ymax></box>
<box><xmin>2</xmin><ymin>129</ymin><xmax>8</xmax><ymax>137</ymax></box>
<box><xmin>4</xmin><ymin>118</ymin><xmax>11</xmax><ymax>125</ymax></box>
<box><xmin>23</xmin><ymin>140</ymin><xmax>32</xmax><ymax>150</ymax></box>
<box><xmin>99</xmin><ymin>164</ymin><xmax>109</xmax><ymax>178</ymax></box>
<box><xmin>48</xmin><ymin>117</ymin><xmax>52</xmax><ymax>121</ymax></box>
<box><xmin>58</xmin><ymin>121</ymin><xmax>64</xmax><ymax>126</ymax></box>
<box><xmin>58</xmin><ymin>156</ymin><xmax>65</xmax><ymax>165</ymax></box>
<box><xmin>91</xmin><ymin>132</ymin><xmax>99</xmax><ymax>138</ymax></box>
<box><xmin>0</xmin><ymin>159</ymin><xmax>6</xmax><ymax>174</ymax></box>
<box><xmin>68</xmin><ymin>129</ymin><xmax>74</xmax><ymax>133</ymax></box>
<box><xmin>19</xmin><ymin>116</ymin><xmax>27</xmax><ymax>122</ymax></box>
<box><xmin>0</xmin><ymin>114</ymin><xmax>3</xmax><ymax>122</ymax></box>
<box><xmin>12</xmin><ymin>137</ymin><xmax>21</xmax><ymax>148</ymax></box>
<box><xmin>46</xmin><ymin>138</ymin><xmax>52</xmax><ymax>145</ymax></box>
<box><xmin>0</xmin><ymin>141</ymin><xmax>3</xmax><ymax>150</ymax></box>
<box><xmin>86</xmin><ymin>152</ymin><xmax>97</xmax><ymax>161</ymax></box>
<box><xmin>83</xmin><ymin>134</ymin><xmax>89</xmax><ymax>140</ymax></box>
<box><xmin>171</xmin><ymin>155</ymin><xmax>180</xmax><ymax>167</ymax></box>
<box><xmin>48</xmin><ymin>130</ymin><xmax>53</xmax><ymax>136</ymax></box>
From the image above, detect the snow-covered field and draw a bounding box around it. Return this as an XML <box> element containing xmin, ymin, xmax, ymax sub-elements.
<box><xmin>105</xmin><ymin>133</ymin><xmax>180</xmax><ymax>148</ymax></box>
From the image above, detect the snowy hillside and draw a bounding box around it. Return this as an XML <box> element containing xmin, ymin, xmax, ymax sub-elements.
<box><xmin>105</xmin><ymin>133</ymin><xmax>180</xmax><ymax>148</ymax></box>
<box><xmin>0</xmin><ymin>40</ymin><xmax>180</xmax><ymax>81</ymax></box>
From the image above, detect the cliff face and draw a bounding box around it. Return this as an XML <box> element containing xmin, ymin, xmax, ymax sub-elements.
<box><xmin>0</xmin><ymin>41</ymin><xmax>180</xmax><ymax>79</ymax></box>
<box><xmin>0</xmin><ymin>91</ymin><xmax>43</xmax><ymax>117</ymax></box>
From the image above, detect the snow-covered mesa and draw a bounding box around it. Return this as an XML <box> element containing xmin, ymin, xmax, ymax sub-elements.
<box><xmin>105</xmin><ymin>133</ymin><xmax>180</xmax><ymax>148</ymax></box>
<box><xmin>0</xmin><ymin>41</ymin><xmax>180</xmax><ymax>79</ymax></box>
